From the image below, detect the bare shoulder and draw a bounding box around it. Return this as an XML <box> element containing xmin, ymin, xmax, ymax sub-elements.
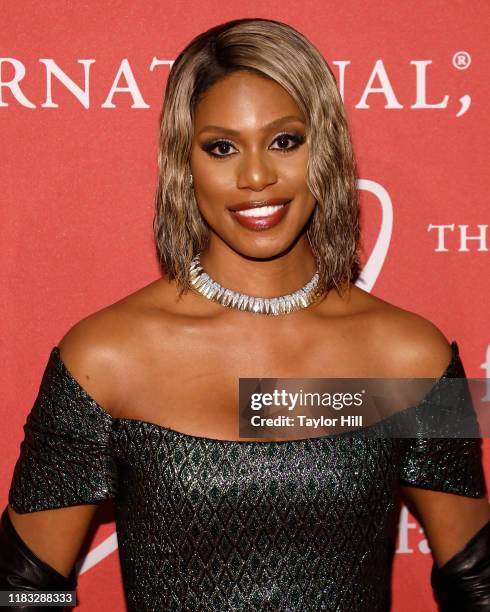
<box><xmin>57</xmin><ymin>277</ymin><xmax>176</xmax><ymax>417</ymax></box>
<box><xmin>57</xmin><ymin>313</ymin><xmax>128</xmax><ymax>418</ymax></box>
<box><xmin>344</xmin><ymin>284</ymin><xmax>454</xmax><ymax>378</ymax></box>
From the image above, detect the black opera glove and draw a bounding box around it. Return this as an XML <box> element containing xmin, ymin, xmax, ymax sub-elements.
<box><xmin>431</xmin><ymin>519</ymin><xmax>490</xmax><ymax>611</ymax></box>
<box><xmin>0</xmin><ymin>507</ymin><xmax>77</xmax><ymax>611</ymax></box>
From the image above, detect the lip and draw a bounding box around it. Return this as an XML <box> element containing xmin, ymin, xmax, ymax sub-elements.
<box><xmin>228</xmin><ymin>198</ymin><xmax>292</xmax><ymax>231</ymax></box>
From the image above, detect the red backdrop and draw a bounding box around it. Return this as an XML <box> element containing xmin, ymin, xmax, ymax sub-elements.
<box><xmin>1</xmin><ymin>2</ymin><xmax>489</xmax><ymax>610</ymax></box>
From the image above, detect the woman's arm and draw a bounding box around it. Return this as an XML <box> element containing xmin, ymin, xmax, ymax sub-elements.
<box><xmin>2</xmin><ymin>320</ymin><xmax>121</xmax><ymax>601</ymax></box>
<box><xmin>401</xmin><ymin>486</ymin><xmax>490</xmax><ymax>611</ymax></box>
<box><xmin>384</xmin><ymin>317</ymin><xmax>490</xmax><ymax>608</ymax></box>
<box><xmin>6</xmin><ymin>504</ymin><xmax>99</xmax><ymax>578</ymax></box>
<box><xmin>400</xmin><ymin>486</ymin><xmax>490</xmax><ymax>568</ymax></box>
<box><xmin>0</xmin><ymin>505</ymin><xmax>99</xmax><ymax>612</ymax></box>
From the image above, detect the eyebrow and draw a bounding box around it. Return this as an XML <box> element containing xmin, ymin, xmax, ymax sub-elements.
<box><xmin>197</xmin><ymin>115</ymin><xmax>305</xmax><ymax>136</ymax></box>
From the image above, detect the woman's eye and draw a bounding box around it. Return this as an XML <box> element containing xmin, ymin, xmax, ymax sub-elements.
<box><xmin>204</xmin><ymin>140</ymin><xmax>236</xmax><ymax>157</ymax></box>
<box><xmin>202</xmin><ymin>133</ymin><xmax>305</xmax><ymax>159</ymax></box>
<box><xmin>270</xmin><ymin>133</ymin><xmax>305</xmax><ymax>152</ymax></box>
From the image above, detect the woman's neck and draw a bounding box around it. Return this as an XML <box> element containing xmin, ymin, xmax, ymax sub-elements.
<box><xmin>199</xmin><ymin>240</ymin><xmax>318</xmax><ymax>298</ymax></box>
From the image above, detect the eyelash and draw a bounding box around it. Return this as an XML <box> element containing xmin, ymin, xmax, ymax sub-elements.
<box><xmin>202</xmin><ymin>132</ymin><xmax>306</xmax><ymax>159</ymax></box>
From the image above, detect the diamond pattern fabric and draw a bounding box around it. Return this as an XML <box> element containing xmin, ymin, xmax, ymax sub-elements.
<box><xmin>8</xmin><ymin>342</ymin><xmax>487</xmax><ymax>611</ymax></box>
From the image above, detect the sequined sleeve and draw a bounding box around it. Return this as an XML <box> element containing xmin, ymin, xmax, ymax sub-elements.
<box><xmin>399</xmin><ymin>341</ymin><xmax>487</xmax><ymax>498</ymax></box>
<box><xmin>9</xmin><ymin>347</ymin><xmax>117</xmax><ymax>513</ymax></box>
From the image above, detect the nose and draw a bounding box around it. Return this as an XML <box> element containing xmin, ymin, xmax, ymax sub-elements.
<box><xmin>236</xmin><ymin>149</ymin><xmax>278</xmax><ymax>191</ymax></box>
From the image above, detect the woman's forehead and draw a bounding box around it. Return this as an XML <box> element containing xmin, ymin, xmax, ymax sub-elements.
<box><xmin>193</xmin><ymin>72</ymin><xmax>304</xmax><ymax>130</ymax></box>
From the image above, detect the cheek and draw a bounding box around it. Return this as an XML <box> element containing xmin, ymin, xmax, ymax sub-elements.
<box><xmin>191</xmin><ymin>172</ymin><xmax>231</xmax><ymax>227</ymax></box>
<box><xmin>283</xmin><ymin>162</ymin><xmax>312</xmax><ymax>201</ymax></box>
<box><xmin>281</xmin><ymin>146</ymin><xmax>310</xmax><ymax>186</ymax></box>
<box><xmin>190</xmin><ymin>150</ymin><xmax>232</xmax><ymax>201</ymax></box>
<box><xmin>195</xmin><ymin>176</ymin><xmax>232</xmax><ymax>216</ymax></box>
<box><xmin>296</xmin><ymin>150</ymin><xmax>313</xmax><ymax>198</ymax></box>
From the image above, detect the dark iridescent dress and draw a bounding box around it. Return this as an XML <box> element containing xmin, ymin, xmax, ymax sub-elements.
<box><xmin>8</xmin><ymin>341</ymin><xmax>487</xmax><ymax>611</ymax></box>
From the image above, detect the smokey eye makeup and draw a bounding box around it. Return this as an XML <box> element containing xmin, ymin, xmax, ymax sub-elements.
<box><xmin>201</xmin><ymin>132</ymin><xmax>306</xmax><ymax>159</ymax></box>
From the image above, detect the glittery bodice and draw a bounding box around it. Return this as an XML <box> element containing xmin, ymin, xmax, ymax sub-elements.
<box><xmin>8</xmin><ymin>342</ymin><xmax>487</xmax><ymax>611</ymax></box>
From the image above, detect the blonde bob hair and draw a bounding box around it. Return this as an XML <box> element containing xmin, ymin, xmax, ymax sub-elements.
<box><xmin>153</xmin><ymin>17</ymin><xmax>361</xmax><ymax>298</ymax></box>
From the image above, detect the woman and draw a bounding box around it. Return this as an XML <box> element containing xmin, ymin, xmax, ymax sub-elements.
<box><xmin>1</xmin><ymin>17</ymin><xmax>489</xmax><ymax>612</ymax></box>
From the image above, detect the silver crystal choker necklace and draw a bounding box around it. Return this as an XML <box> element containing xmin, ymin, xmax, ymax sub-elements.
<box><xmin>188</xmin><ymin>253</ymin><xmax>325</xmax><ymax>315</ymax></box>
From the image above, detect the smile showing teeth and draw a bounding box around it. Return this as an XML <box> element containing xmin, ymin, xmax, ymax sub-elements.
<box><xmin>234</xmin><ymin>204</ymin><xmax>286</xmax><ymax>218</ymax></box>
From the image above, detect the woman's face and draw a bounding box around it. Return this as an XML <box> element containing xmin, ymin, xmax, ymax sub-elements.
<box><xmin>190</xmin><ymin>71</ymin><xmax>317</xmax><ymax>260</ymax></box>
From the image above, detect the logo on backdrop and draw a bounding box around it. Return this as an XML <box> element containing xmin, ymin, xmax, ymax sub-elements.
<box><xmin>356</xmin><ymin>179</ymin><xmax>392</xmax><ymax>292</ymax></box>
<box><xmin>427</xmin><ymin>224</ymin><xmax>488</xmax><ymax>252</ymax></box>
<box><xmin>0</xmin><ymin>54</ymin><xmax>473</xmax><ymax>116</ymax></box>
